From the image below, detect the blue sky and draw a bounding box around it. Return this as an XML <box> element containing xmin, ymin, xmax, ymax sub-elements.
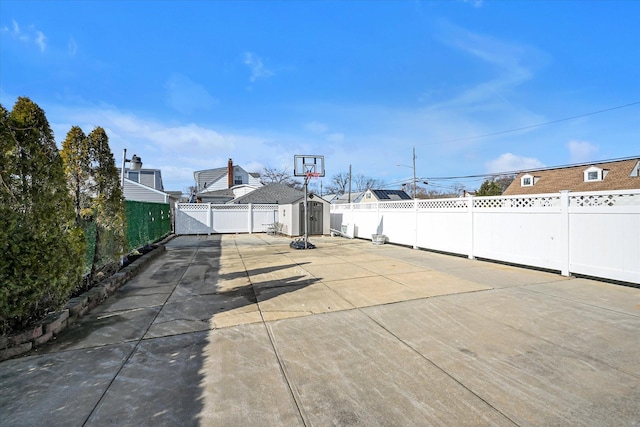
<box><xmin>1</xmin><ymin>0</ymin><xmax>639</xmax><ymax>194</ymax></box>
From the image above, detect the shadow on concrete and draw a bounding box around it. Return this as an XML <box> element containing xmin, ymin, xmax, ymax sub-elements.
<box><xmin>0</xmin><ymin>235</ymin><xmax>323</xmax><ymax>426</ymax></box>
<box><xmin>216</xmin><ymin>262</ymin><xmax>310</xmax><ymax>282</ymax></box>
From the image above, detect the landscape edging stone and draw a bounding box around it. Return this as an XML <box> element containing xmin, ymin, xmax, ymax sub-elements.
<box><xmin>0</xmin><ymin>234</ymin><xmax>175</xmax><ymax>361</ymax></box>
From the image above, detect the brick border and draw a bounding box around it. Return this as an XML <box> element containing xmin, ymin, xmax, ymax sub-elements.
<box><xmin>0</xmin><ymin>234</ymin><xmax>176</xmax><ymax>362</ymax></box>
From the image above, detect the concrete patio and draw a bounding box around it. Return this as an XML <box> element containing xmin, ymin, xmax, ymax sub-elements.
<box><xmin>1</xmin><ymin>234</ymin><xmax>639</xmax><ymax>426</ymax></box>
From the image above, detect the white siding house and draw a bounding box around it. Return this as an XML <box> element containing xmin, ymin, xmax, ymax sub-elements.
<box><xmin>195</xmin><ymin>159</ymin><xmax>262</xmax><ymax>194</ymax></box>
<box><xmin>123</xmin><ymin>179</ymin><xmax>171</xmax><ymax>203</ymax></box>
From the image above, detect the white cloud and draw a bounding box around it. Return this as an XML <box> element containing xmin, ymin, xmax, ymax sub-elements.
<box><xmin>68</xmin><ymin>37</ymin><xmax>78</xmax><ymax>56</ymax></box>
<box><xmin>568</xmin><ymin>140</ymin><xmax>599</xmax><ymax>163</ymax></box>
<box><xmin>34</xmin><ymin>30</ymin><xmax>46</xmax><ymax>52</ymax></box>
<box><xmin>164</xmin><ymin>73</ymin><xmax>217</xmax><ymax>114</ymax></box>
<box><xmin>463</xmin><ymin>0</ymin><xmax>483</xmax><ymax>7</ymax></box>
<box><xmin>243</xmin><ymin>52</ymin><xmax>274</xmax><ymax>82</ymax></box>
<box><xmin>485</xmin><ymin>153</ymin><xmax>545</xmax><ymax>174</ymax></box>
<box><xmin>327</xmin><ymin>133</ymin><xmax>344</xmax><ymax>143</ymax></box>
<box><xmin>2</xmin><ymin>20</ymin><xmax>47</xmax><ymax>51</ymax></box>
<box><xmin>433</xmin><ymin>22</ymin><xmax>548</xmax><ymax>111</ymax></box>
<box><xmin>47</xmin><ymin>104</ymin><xmax>285</xmax><ymax>190</ymax></box>
<box><xmin>305</xmin><ymin>121</ymin><xmax>328</xmax><ymax>134</ymax></box>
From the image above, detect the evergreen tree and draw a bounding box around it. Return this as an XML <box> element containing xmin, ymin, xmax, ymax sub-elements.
<box><xmin>60</xmin><ymin>126</ymin><xmax>92</xmax><ymax>225</ymax></box>
<box><xmin>88</xmin><ymin>127</ymin><xmax>126</xmax><ymax>273</ymax></box>
<box><xmin>1</xmin><ymin>97</ymin><xmax>84</xmax><ymax>333</ymax></box>
<box><xmin>476</xmin><ymin>179</ymin><xmax>503</xmax><ymax>196</ymax></box>
<box><xmin>0</xmin><ymin>104</ymin><xmax>18</xmax><ymax>322</ymax></box>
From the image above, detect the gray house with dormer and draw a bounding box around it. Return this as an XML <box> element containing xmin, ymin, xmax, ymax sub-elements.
<box><xmin>194</xmin><ymin>158</ymin><xmax>263</xmax><ymax>203</ymax></box>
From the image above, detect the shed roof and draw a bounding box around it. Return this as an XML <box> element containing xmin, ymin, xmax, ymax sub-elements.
<box><xmin>230</xmin><ymin>183</ymin><xmax>306</xmax><ymax>204</ymax></box>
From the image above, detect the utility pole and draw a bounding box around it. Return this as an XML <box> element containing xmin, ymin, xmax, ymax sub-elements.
<box><xmin>412</xmin><ymin>146</ymin><xmax>417</xmax><ymax>199</ymax></box>
<box><xmin>397</xmin><ymin>147</ymin><xmax>417</xmax><ymax>199</ymax></box>
<box><xmin>348</xmin><ymin>164</ymin><xmax>352</xmax><ymax>203</ymax></box>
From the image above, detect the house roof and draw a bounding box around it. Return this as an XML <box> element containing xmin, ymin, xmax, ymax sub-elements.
<box><xmin>329</xmin><ymin>192</ymin><xmax>365</xmax><ymax>204</ymax></box>
<box><xmin>194</xmin><ymin>167</ymin><xmax>227</xmax><ymax>189</ymax></box>
<box><xmin>229</xmin><ymin>183</ymin><xmax>305</xmax><ymax>204</ymax></box>
<box><xmin>370</xmin><ymin>189</ymin><xmax>412</xmax><ymax>200</ymax></box>
<box><xmin>503</xmin><ymin>158</ymin><xmax>640</xmax><ymax>195</ymax></box>
<box><xmin>197</xmin><ymin>188</ymin><xmax>235</xmax><ymax>198</ymax></box>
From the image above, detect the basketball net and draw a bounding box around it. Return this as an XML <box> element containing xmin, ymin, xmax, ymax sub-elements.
<box><xmin>305</xmin><ymin>171</ymin><xmax>321</xmax><ymax>180</ymax></box>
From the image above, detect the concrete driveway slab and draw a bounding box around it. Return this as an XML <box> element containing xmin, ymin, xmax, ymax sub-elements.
<box><xmin>246</xmin><ymin>264</ymin><xmax>315</xmax><ymax>287</ymax></box>
<box><xmin>85</xmin><ymin>333</ymin><xmax>210</xmax><ymax>427</ymax></box>
<box><xmin>195</xmin><ymin>323</ymin><xmax>304</xmax><ymax>426</ymax></box>
<box><xmin>39</xmin><ymin>306</ymin><xmax>161</xmax><ymax>352</ymax></box>
<box><xmin>325</xmin><ymin>275</ymin><xmax>433</xmax><ymax>307</ymax></box>
<box><xmin>147</xmin><ymin>291</ymin><xmax>260</xmax><ymax>337</ymax></box>
<box><xmin>2</xmin><ymin>234</ymin><xmax>639</xmax><ymax>426</ymax></box>
<box><xmin>269</xmin><ymin>310</ymin><xmax>516</xmax><ymax>426</ymax></box>
<box><xmin>444</xmin><ymin>261</ymin><xmax>568</xmax><ymax>288</ymax></box>
<box><xmin>524</xmin><ymin>277</ymin><xmax>640</xmax><ymax>315</ymax></box>
<box><xmin>364</xmin><ymin>298</ymin><xmax>640</xmax><ymax>426</ymax></box>
<box><xmin>355</xmin><ymin>259</ymin><xmax>430</xmax><ymax>275</ymax></box>
<box><xmin>302</xmin><ymin>261</ymin><xmax>376</xmax><ymax>282</ymax></box>
<box><xmin>445</xmin><ymin>286</ymin><xmax>640</xmax><ymax>377</ymax></box>
<box><xmin>256</xmin><ymin>283</ymin><xmax>355</xmax><ymax>321</ymax></box>
<box><xmin>0</xmin><ymin>343</ymin><xmax>136</xmax><ymax>427</ymax></box>
<box><xmin>388</xmin><ymin>270</ymin><xmax>492</xmax><ymax>295</ymax></box>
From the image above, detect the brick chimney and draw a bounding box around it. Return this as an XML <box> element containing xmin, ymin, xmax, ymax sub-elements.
<box><xmin>227</xmin><ymin>158</ymin><xmax>233</xmax><ymax>188</ymax></box>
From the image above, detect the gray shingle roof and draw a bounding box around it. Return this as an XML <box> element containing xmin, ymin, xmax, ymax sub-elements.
<box><xmin>197</xmin><ymin>188</ymin><xmax>235</xmax><ymax>197</ymax></box>
<box><xmin>230</xmin><ymin>183</ymin><xmax>305</xmax><ymax>204</ymax></box>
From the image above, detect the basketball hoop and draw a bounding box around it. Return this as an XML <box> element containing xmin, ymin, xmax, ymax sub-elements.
<box><xmin>305</xmin><ymin>172</ymin><xmax>321</xmax><ymax>180</ymax></box>
<box><xmin>293</xmin><ymin>154</ymin><xmax>325</xmax><ymax>250</ymax></box>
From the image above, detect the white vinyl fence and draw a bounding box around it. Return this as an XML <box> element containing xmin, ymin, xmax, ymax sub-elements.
<box><xmin>175</xmin><ymin>203</ymin><xmax>278</xmax><ymax>235</ymax></box>
<box><xmin>331</xmin><ymin>189</ymin><xmax>640</xmax><ymax>284</ymax></box>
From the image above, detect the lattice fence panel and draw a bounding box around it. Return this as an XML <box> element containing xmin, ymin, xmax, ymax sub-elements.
<box><xmin>474</xmin><ymin>196</ymin><xmax>560</xmax><ymax>208</ymax></box>
<box><xmin>211</xmin><ymin>205</ymin><xmax>249</xmax><ymax>211</ymax></box>
<box><xmin>177</xmin><ymin>203</ymin><xmax>210</xmax><ymax>211</ymax></box>
<box><xmin>354</xmin><ymin>203</ymin><xmax>376</xmax><ymax>210</ymax></box>
<box><xmin>571</xmin><ymin>193</ymin><xmax>640</xmax><ymax>207</ymax></box>
<box><xmin>380</xmin><ymin>201</ymin><xmax>414</xmax><ymax>210</ymax></box>
<box><xmin>418</xmin><ymin>199</ymin><xmax>467</xmax><ymax>209</ymax></box>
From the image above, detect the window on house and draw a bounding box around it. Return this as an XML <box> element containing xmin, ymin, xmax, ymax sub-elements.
<box><xmin>521</xmin><ymin>174</ymin><xmax>534</xmax><ymax>187</ymax></box>
<box><xmin>234</xmin><ymin>178</ymin><xmax>243</xmax><ymax>185</ymax></box>
<box><xmin>584</xmin><ymin>166</ymin><xmax>603</xmax><ymax>182</ymax></box>
<box><xmin>128</xmin><ymin>171</ymin><xmax>139</xmax><ymax>182</ymax></box>
<box><xmin>365</xmin><ymin>193</ymin><xmax>371</xmax><ymax>199</ymax></box>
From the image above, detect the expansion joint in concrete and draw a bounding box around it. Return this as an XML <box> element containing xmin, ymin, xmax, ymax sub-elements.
<box><xmin>81</xmin><ymin>248</ymin><xmax>199</xmax><ymax>427</ymax></box>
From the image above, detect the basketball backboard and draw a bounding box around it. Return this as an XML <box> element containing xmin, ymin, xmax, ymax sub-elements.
<box><xmin>294</xmin><ymin>155</ymin><xmax>325</xmax><ymax>177</ymax></box>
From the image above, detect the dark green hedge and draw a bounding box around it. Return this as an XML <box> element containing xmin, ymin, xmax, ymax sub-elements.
<box><xmin>125</xmin><ymin>200</ymin><xmax>171</xmax><ymax>250</ymax></box>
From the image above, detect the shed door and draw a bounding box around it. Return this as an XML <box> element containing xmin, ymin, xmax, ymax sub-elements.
<box><xmin>299</xmin><ymin>201</ymin><xmax>323</xmax><ymax>235</ymax></box>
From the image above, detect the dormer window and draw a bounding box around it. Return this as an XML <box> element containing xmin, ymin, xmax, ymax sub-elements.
<box><xmin>584</xmin><ymin>166</ymin><xmax>605</xmax><ymax>182</ymax></box>
<box><xmin>521</xmin><ymin>174</ymin><xmax>534</xmax><ymax>187</ymax></box>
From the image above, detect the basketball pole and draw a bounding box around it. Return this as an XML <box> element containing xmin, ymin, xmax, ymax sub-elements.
<box><xmin>294</xmin><ymin>155</ymin><xmax>324</xmax><ymax>250</ymax></box>
<box><xmin>304</xmin><ymin>173</ymin><xmax>309</xmax><ymax>249</ymax></box>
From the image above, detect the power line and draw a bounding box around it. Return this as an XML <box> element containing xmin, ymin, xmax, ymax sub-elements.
<box><xmin>424</xmin><ymin>155</ymin><xmax>640</xmax><ymax>181</ymax></box>
<box><xmin>436</xmin><ymin>101</ymin><xmax>640</xmax><ymax>144</ymax></box>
